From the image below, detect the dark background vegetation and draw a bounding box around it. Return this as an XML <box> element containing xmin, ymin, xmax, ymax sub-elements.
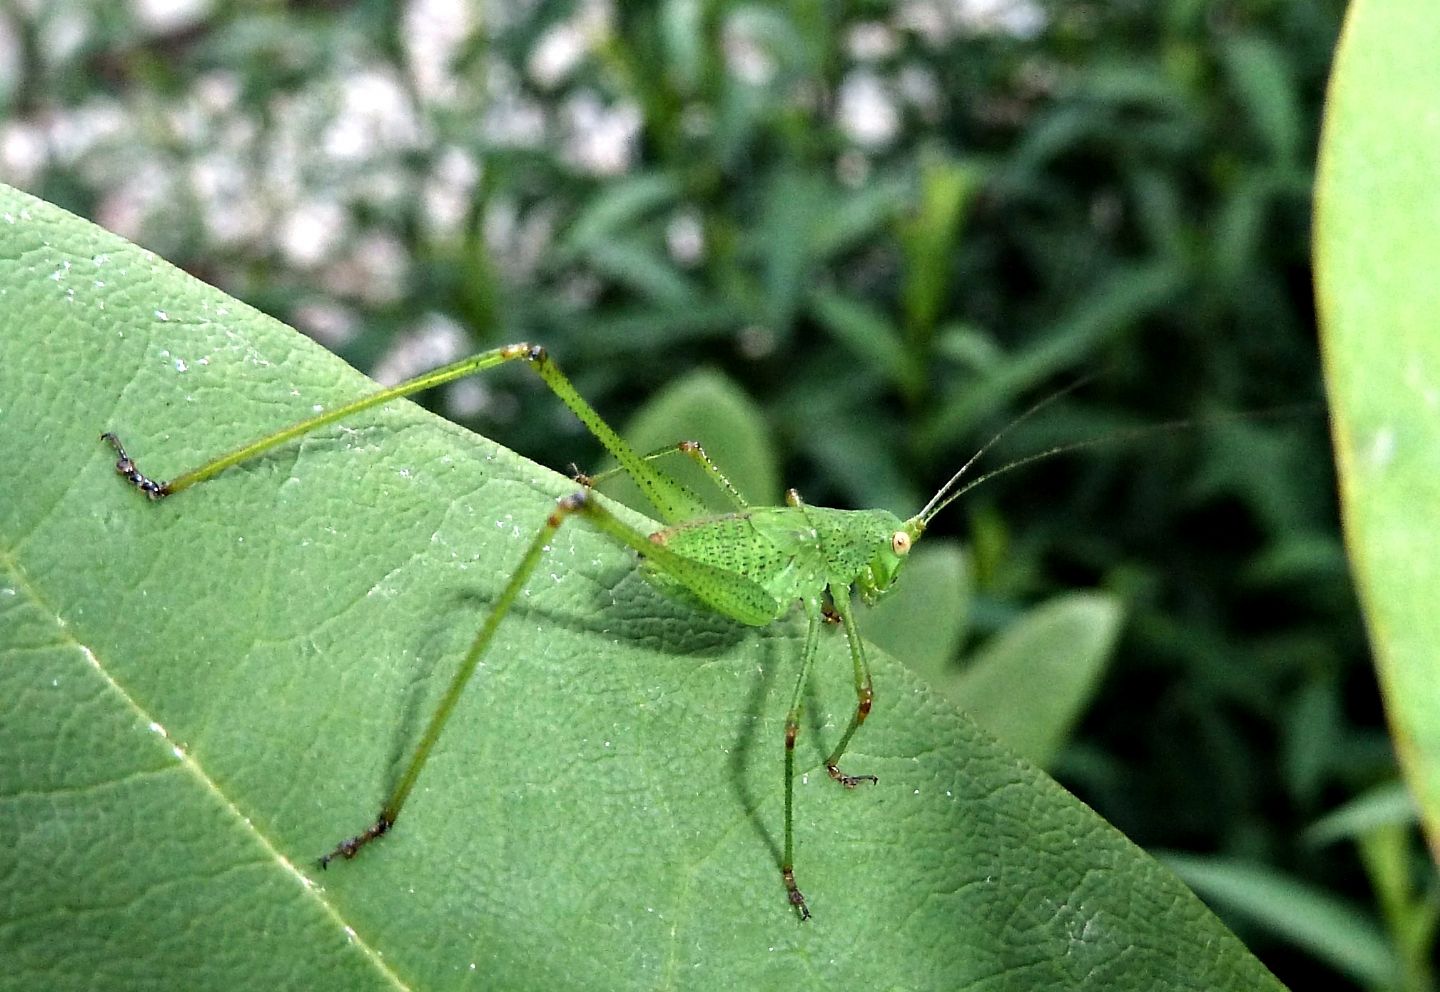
<box><xmin>7</xmin><ymin>0</ymin><xmax>1427</xmax><ymax>986</ymax></box>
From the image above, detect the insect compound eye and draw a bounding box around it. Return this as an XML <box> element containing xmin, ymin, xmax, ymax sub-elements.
<box><xmin>891</xmin><ymin>531</ymin><xmax>911</xmax><ymax>556</ymax></box>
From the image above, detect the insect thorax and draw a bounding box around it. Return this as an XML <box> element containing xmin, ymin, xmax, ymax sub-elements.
<box><xmin>652</xmin><ymin>505</ymin><xmax>910</xmax><ymax>609</ymax></box>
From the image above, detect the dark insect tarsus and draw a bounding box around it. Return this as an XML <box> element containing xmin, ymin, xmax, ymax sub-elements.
<box><xmin>319</xmin><ymin>813</ymin><xmax>393</xmax><ymax>869</ymax></box>
<box><xmin>100</xmin><ymin>432</ymin><xmax>170</xmax><ymax>499</ymax></box>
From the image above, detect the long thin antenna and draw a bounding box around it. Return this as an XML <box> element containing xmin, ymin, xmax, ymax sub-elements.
<box><xmin>916</xmin><ymin>372</ymin><xmax>1098</xmax><ymax>525</ymax></box>
<box><xmin>917</xmin><ymin>402</ymin><xmax>1321</xmax><ymax>525</ymax></box>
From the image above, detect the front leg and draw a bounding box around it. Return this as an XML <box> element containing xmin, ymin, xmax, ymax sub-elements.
<box><xmin>822</xmin><ymin>589</ymin><xmax>879</xmax><ymax>789</ymax></box>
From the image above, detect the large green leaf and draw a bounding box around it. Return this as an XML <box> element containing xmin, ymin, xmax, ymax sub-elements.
<box><xmin>1315</xmin><ymin>0</ymin><xmax>1440</xmax><ymax>861</ymax></box>
<box><xmin>0</xmin><ymin>184</ymin><xmax>1282</xmax><ymax>990</ymax></box>
<box><xmin>949</xmin><ymin>593</ymin><xmax>1123</xmax><ymax>770</ymax></box>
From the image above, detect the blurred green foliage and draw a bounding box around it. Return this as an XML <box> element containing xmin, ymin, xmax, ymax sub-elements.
<box><xmin>6</xmin><ymin>0</ymin><xmax>1433</xmax><ymax>986</ymax></box>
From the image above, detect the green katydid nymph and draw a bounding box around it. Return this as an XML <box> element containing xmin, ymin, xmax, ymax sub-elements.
<box><xmin>101</xmin><ymin>341</ymin><xmax>1072</xmax><ymax>920</ymax></box>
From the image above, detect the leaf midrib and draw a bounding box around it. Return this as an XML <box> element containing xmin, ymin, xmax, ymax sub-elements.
<box><xmin>0</xmin><ymin>544</ymin><xmax>412</xmax><ymax>992</ymax></box>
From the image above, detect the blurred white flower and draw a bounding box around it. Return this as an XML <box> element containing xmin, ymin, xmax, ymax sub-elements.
<box><xmin>529</xmin><ymin>23</ymin><xmax>588</xmax><ymax>90</ymax></box>
<box><xmin>291</xmin><ymin>299</ymin><xmax>358</xmax><ymax>349</ymax></box>
<box><xmin>323</xmin><ymin>68</ymin><xmax>424</xmax><ymax>162</ymax></box>
<box><xmin>666</xmin><ymin>209</ymin><xmax>705</xmax><ymax>267</ymax></box>
<box><xmin>46</xmin><ymin>99</ymin><xmax>127</xmax><ymax>166</ymax></box>
<box><xmin>482</xmin><ymin>63</ymin><xmax>548</xmax><ymax>149</ymax></box>
<box><xmin>897</xmin><ymin>63</ymin><xmax>941</xmax><ymax>120</ymax></box>
<box><xmin>847</xmin><ymin>22</ymin><xmax>899</xmax><ymax>62</ymax></box>
<box><xmin>403</xmin><ymin>0</ymin><xmax>478</xmax><ymax>105</ymax></box>
<box><xmin>422</xmin><ymin>145</ymin><xmax>481</xmax><ymax>239</ymax></box>
<box><xmin>320</xmin><ymin>231</ymin><xmax>411</xmax><ymax>305</ymax></box>
<box><xmin>837</xmin><ymin>70</ymin><xmax>900</xmax><ymax>149</ymax></box>
<box><xmin>373</xmin><ymin>312</ymin><xmax>469</xmax><ymax>386</ymax></box>
<box><xmin>483</xmin><ymin>197</ymin><xmax>557</xmax><ymax>282</ymax></box>
<box><xmin>956</xmin><ymin>0</ymin><xmax>1046</xmax><ymax>38</ymax></box>
<box><xmin>130</xmin><ymin>0</ymin><xmax>212</xmax><ymax>34</ymax></box>
<box><xmin>722</xmin><ymin>14</ymin><xmax>776</xmax><ymax>86</ymax></box>
<box><xmin>189</xmin><ymin>154</ymin><xmax>264</xmax><ymax>247</ymax></box>
<box><xmin>38</xmin><ymin>6</ymin><xmax>89</xmax><ymax>63</ymax></box>
<box><xmin>194</xmin><ymin>71</ymin><xmax>241</xmax><ymax>115</ymax></box>
<box><xmin>898</xmin><ymin>0</ymin><xmax>1046</xmax><ymax>45</ymax></box>
<box><xmin>0</xmin><ymin>123</ymin><xmax>47</xmax><ymax>187</ymax></box>
<box><xmin>559</xmin><ymin>91</ymin><xmax>641</xmax><ymax>176</ymax></box>
<box><xmin>277</xmin><ymin>198</ymin><xmax>348</xmax><ymax>269</ymax></box>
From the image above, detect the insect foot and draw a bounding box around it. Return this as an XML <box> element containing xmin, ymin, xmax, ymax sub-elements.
<box><xmin>782</xmin><ymin>868</ymin><xmax>812</xmax><ymax>922</ymax></box>
<box><xmin>554</xmin><ymin>491</ymin><xmax>589</xmax><ymax>518</ymax></box>
<box><xmin>568</xmin><ymin>462</ymin><xmax>597</xmax><ymax>487</ymax></box>
<box><xmin>100</xmin><ymin>432</ymin><xmax>170</xmax><ymax>499</ymax></box>
<box><xmin>319</xmin><ymin>813</ymin><xmax>393</xmax><ymax>869</ymax></box>
<box><xmin>827</xmin><ymin>765</ymin><xmax>879</xmax><ymax>789</ymax></box>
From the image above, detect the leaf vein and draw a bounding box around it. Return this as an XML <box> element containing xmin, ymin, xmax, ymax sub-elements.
<box><xmin>0</xmin><ymin>549</ymin><xmax>414</xmax><ymax>992</ymax></box>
